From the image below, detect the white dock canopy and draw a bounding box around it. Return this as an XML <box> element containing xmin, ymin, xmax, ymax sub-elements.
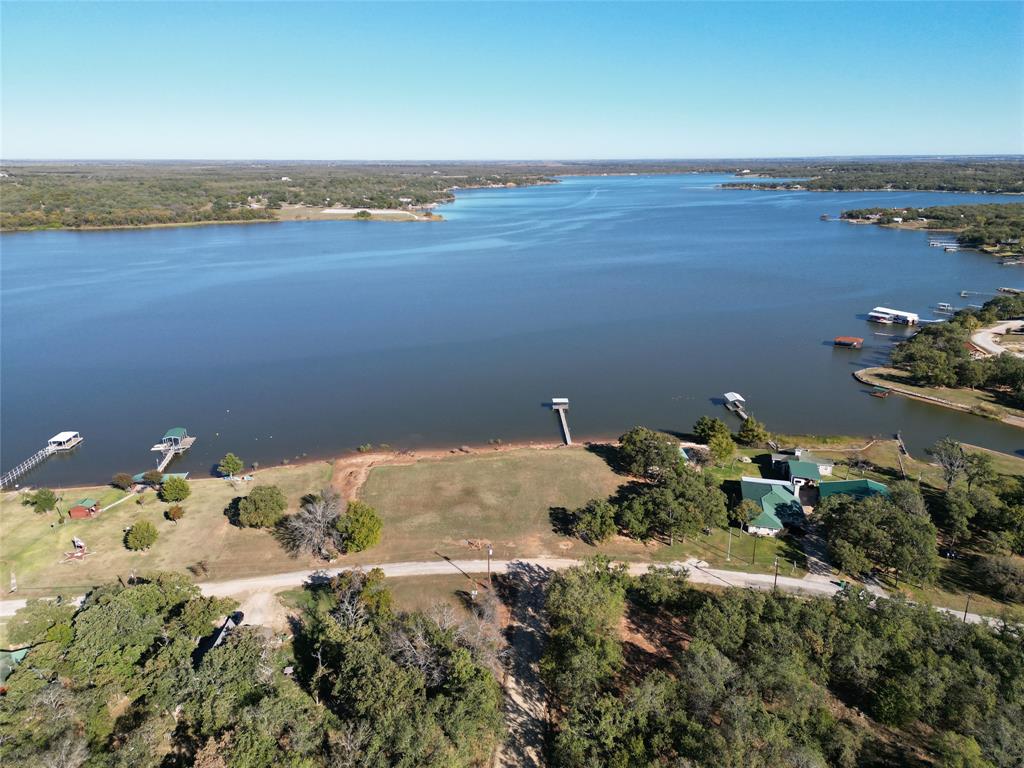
<box><xmin>871</xmin><ymin>307</ymin><xmax>919</xmax><ymax>324</ymax></box>
<box><xmin>723</xmin><ymin>392</ymin><xmax>746</xmax><ymax>405</ymax></box>
<box><xmin>47</xmin><ymin>432</ymin><xmax>83</xmax><ymax>451</ymax></box>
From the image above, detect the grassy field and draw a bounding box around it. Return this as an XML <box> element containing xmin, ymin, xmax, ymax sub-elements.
<box><xmin>857</xmin><ymin>367</ymin><xmax>1024</xmax><ymax>424</ymax></box>
<box><xmin>356</xmin><ymin>447</ymin><xmax>626</xmax><ymax>565</ymax></box>
<box><xmin>0</xmin><ymin>462</ymin><xmax>333</xmax><ymax>596</ymax></box>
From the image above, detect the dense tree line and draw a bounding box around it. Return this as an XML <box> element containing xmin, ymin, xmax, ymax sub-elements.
<box><xmin>568</xmin><ymin>427</ymin><xmax>728</xmax><ymax>545</ymax></box>
<box><xmin>840</xmin><ymin>203</ymin><xmax>1024</xmax><ymax>252</ymax></box>
<box><xmin>543</xmin><ymin>558</ymin><xmax>1024</xmax><ymax>768</ymax></box>
<box><xmin>0</xmin><ymin>569</ymin><xmax>503</xmax><ymax>767</ymax></box>
<box><xmin>890</xmin><ymin>294</ymin><xmax>1024</xmax><ymax>407</ymax></box>
<box><xmin>818</xmin><ymin>481</ymin><xmax>938</xmax><ymax>585</ymax></box>
<box><xmin>721</xmin><ymin>160</ymin><xmax>1024</xmax><ymax>193</ymax></box>
<box><xmin>0</xmin><ymin>163</ymin><xmax>554</xmax><ymax>230</ymax></box>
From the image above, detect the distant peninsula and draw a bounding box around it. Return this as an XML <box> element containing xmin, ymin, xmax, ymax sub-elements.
<box><xmin>0</xmin><ymin>163</ymin><xmax>559</xmax><ymax>231</ymax></box>
<box><xmin>839</xmin><ymin>202</ymin><xmax>1024</xmax><ymax>257</ymax></box>
<box><xmin>720</xmin><ymin>160</ymin><xmax>1024</xmax><ymax>194</ymax></box>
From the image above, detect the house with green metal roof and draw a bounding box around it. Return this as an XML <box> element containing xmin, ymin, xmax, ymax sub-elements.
<box><xmin>740</xmin><ymin>477</ymin><xmax>804</xmax><ymax>536</ymax></box>
<box><xmin>785</xmin><ymin>458</ymin><xmax>821</xmax><ymax>488</ymax></box>
<box><xmin>819</xmin><ymin>479</ymin><xmax>889</xmax><ymax>500</ymax></box>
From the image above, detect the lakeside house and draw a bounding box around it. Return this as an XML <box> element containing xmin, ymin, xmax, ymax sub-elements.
<box><xmin>740</xmin><ymin>477</ymin><xmax>804</xmax><ymax>536</ymax></box>
<box><xmin>772</xmin><ymin>448</ymin><xmax>833</xmax><ymax>476</ymax></box>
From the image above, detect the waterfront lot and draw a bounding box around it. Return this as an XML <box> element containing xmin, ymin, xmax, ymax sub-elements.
<box><xmin>857</xmin><ymin>366</ymin><xmax>1024</xmax><ymax>425</ymax></box>
<box><xmin>3</xmin><ymin>441</ymin><xmax>1022</xmax><ymax>618</ymax></box>
<box><xmin>0</xmin><ymin>462</ymin><xmax>333</xmax><ymax>596</ymax></box>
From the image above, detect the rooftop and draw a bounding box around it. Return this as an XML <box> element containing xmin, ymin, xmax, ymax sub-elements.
<box><xmin>787</xmin><ymin>458</ymin><xmax>821</xmax><ymax>481</ymax></box>
<box><xmin>740</xmin><ymin>477</ymin><xmax>803</xmax><ymax>530</ymax></box>
<box><xmin>819</xmin><ymin>479</ymin><xmax>889</xmax><ymax>500</ymax></box>
<box><xmin>49</xmin><ymin>431</ymin><xmax>80</xmax><ymax>443</ymax></box>
<box><xmin>163</xmin><ymin>427</ymin><xmax>187</xmax><ymax>440</ymax></box>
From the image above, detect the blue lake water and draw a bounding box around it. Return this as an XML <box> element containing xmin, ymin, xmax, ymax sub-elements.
<box><xmin>2</xmin><ymin>174</ymin><xmax>1022</xmax><ymax>485</ymax></box>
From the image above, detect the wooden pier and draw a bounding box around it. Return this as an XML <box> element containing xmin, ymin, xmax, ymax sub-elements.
<box><xmin>151</xmin><ymin>427</ymin><xmax>196</xmax><ymax>471</ymax></box>
<box><xmin>1</xmin><ymin>432</ymin><xmax>83</xmax><ymax>489</ymax></box>
<box><xmin>551</xmin><ymin>398</ymin><xmax>572</xmax><ymax>445</ymax></box>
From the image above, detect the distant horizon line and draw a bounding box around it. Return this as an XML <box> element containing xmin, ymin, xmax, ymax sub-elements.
<box><xmin>2</xmin><ymin>154</ymin><xmax>1022</xmax><ymax>164</ymax></box>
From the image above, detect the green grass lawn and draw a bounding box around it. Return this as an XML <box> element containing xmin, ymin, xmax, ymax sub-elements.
<box><xmin>0</xmin><ymin>462</ymin><xmax>333</xmax><ymax>596</ymax></box>
<box><xmin>857</xmin><ymin>367</ymin><xmax>1024</xmax><ymax>422</ymax></box>
<box><xmin>355</xmin><ymin>447</ymin><xmax>627</xmax><ymax>565</ymax></box>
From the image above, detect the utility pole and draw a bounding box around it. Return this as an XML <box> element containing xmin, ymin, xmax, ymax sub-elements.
<box><xmin>726</xmin><ymin>527</ymin><xmax>732</xmax><ymax>561</ymax></box>
<box><xmin>487</xmin><ymin>544</ymin><xmax>493</xmax><ymax>588</ymax></box>
<box><xmin>963</xmin><ymin>593</ymin><xmax>972</xmax><ymax>623</ymax></box>
<box><xmin>752</xmin><ymin>535</ymin><xmax>758</xmax><ymax>567</ymax></box>
<box><xmin>773</xmin><ymin>557</ymin><xmax>779</xmax><ymax>591</ymax></box>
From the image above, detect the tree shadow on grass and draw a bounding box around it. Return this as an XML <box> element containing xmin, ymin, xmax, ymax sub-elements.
<box><xmin>223</xmin><ymin>497</ymin><xmax>243</xmax><ymax>526</ymax></box>
<box><xmin>584</xmin><ymin>442</ymin><xmax>630</xmax><ymax>475</ymax></box>
<box><xmin>548</xmin><ymin>506</ymin><xmax>575</xmax><ymax>537</ymax></box>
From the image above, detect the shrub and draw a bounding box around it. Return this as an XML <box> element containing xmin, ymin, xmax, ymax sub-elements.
<box><xmin>143</xmin><ymin>469</ymin><xmax>164</xmax><ymax>487</ymax></box>
<box><xmin>218</xmin><ymin>452</ymin><xmax>244</xmax><ymax>477</ymax></box>
<box><xmin>125</xmin><ymin>520</ymin><xmax>158</xmax><ymax>550</ymax></box>
<box><xmin>237</xmin><ymin>485</ymin><xmax>288</xmax><ymax>528</ymax></box>
<box><xmin>736</xmin><ymin>416</ymin><xmax>770</xmax><ymax>446</ymax></box>
<box><xmin>112</xmin><ymin>472</ymin><xmax>134</xmax><ymax>490</ymax></box>
<box><xmin>571</xmin><ymin>498</ymin><xmax>618</xmax><ymax>544</ymax></box>
<box><xmin>338</xmin><ymin>500</ymin><xmax>383</xmax><ymax>553</ymax></box>
<box><xmin>707</xmin><ymin>431</ymin><xmax>735</xmax><ymax>463</ymax></box>
<box><xmin>165</xmin><ymin>505</ymin><xmax>185</xmax><ymax>523</ymax></box>
<box><xmin>22</xmin><ymin>488</ymin><xmax>57</xmax><ymax>514</ymax></box>
<box><xmin>693</xmin><ymin>415</ymin><xmax>731</xmax><ymax>444</ymax></box>
<box><xmin>160</xmin><ymin>476</ymin><xmax>191</xmax><ymax>503</ymax></box>
<box><xmin>975</xmin><ymin>556</ymin><xmax>1024</xmax><ymax>602</ymax></box>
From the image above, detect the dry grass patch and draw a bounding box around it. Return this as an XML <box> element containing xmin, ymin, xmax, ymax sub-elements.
<box><xmin>355</xmin><ymin>447</ymin><xmax>624</xmax><ymax>564</ymax></box>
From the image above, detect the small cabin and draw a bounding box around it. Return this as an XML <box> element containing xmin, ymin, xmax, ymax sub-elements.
<box><xmin>160</xmin><ymin>427</ymin><xmax>188</xmax><ymax>447</ymax></box>
<box><xmin>47</xmin><ymin>431</ymin><xmax>83</xmax><ymax>452</ymax></box>
<box><xmin>68</xmin><ymin>498</ymin><xmax>98</xmax><ymax>520</ymax></box>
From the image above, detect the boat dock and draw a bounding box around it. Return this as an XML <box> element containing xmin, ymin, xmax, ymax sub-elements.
<box><xmin>151</xmin><ymin>427</ymin><xmax>196</xmax><ymax>471</ymax></box>
<box><xmin>551</xmin><ymin>398</ymin><xmax>572</xmax><ymax>445</ymax></box>
<box><xmin>723</xmin><ymin>392</ymin><xmax>749</xmax><ymax>420</ymax></box>
<box><xmin>1</xmin><ymin>431</ymin><xmax>84</xmax><ymax>489</ymax></box>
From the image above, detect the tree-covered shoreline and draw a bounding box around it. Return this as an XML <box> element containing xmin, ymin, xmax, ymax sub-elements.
<box><xmin>3</xmin><ymin>158</ymin><xmax>1021</xmax><ymax>231</ymax></box>
<box><xmin>720</xmin><ymin>160</ymin><xmax>1023</xmax><ymax>194</ymax></box>
<box><xmin>889</xmin><ymin>293</ymin><xmax>1024</xmax><ymax>408</ymax></box>
<box><xmin>840</xmin><ymin>203</ymin><xmax>1024</xmax><ymax>254</ymax></box>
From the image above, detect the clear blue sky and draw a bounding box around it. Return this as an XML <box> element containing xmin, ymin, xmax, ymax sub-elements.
<box><xmin>2</xmin><ymin>1</ymin><xmax>1021</xmax><ymax>159</ymax></box>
